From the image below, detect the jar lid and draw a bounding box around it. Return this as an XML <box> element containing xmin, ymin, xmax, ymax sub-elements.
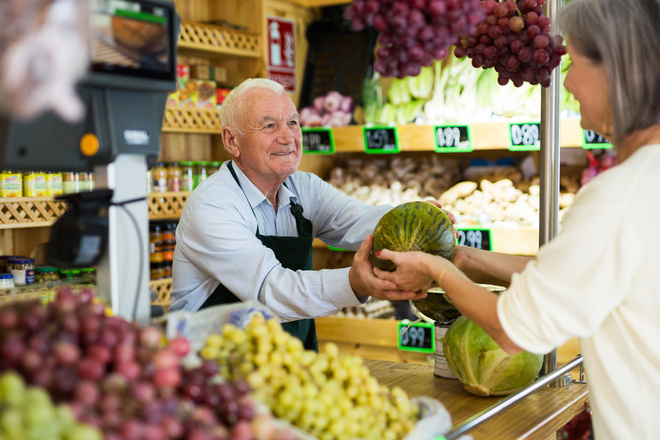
<box><xmin>0</xmin><ymin>255</ymin><xmax>22</xmax><ymax>260</ymax></box>
<box><xmin>79</xmin><ymin>268</ymin><xmax>95</xmax><ymax>273</ymax></box>
<box><xmin>180</xmin><ymin>161</ymin><xmax>194</xmax><ymax>166</ymax></box>
<box><xmin>59</xmin><ymin>268</ymin><xmax>81</xmax><ymax>275</ymax></box>
<box><xmin>35</xmin><ymin>266</ymin><xmax>58</xmax><ymax>273</ymax></box>
<box><xmin>169</xmin><ymin>161</ymin><xmax>179</xmax><ymax>166</ymax></box>
<box><xmin>209</xmin><ymin>161</ymin><xmax>222</xmax><ymax>167</ymax></box>
<box><xmin>7</xmin><ymin>258</ymin><xmax>35</xmax><ymax>264</ymax></box>
<box><xmin>0</xmin><ymin>273</ymin><xmax>13</xmax><ymax>279</ymax></box>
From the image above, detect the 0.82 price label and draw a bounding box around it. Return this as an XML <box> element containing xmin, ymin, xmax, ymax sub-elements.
<box><xmin>582</xmin><ymin>130</ymin><xmax>612</xmax><ymax>149</ymax></box>
<box><xmin>509</xmin><ymin>122</ymin><xmax>540</xmax><ymax>151</ymax></box>
<box><xmin>434</xmin><ymin>125</ymin><xmax>473</xmax><ymax>152</ymax></box>
<box><xmin>457</xmin><ymin>228</ymin><xmax>492</xmax><ymax>251</ymax></box>
<box><xmin>302</xmin><ymin>128</ymin><xmax>335</xmax><ymax>154</ymax></box>
<box><xmin>363</xmin><ymin>126</ymin><xmax>400</xmax><ymax>154</ymax></box>
<box><xmin>397</xmin><ymin>321</ymin><xmax>434</xmax><ymax>353</ymax></box>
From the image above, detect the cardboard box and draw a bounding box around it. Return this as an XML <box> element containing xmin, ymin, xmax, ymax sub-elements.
<box><xmin>217</xmin><ymin>88</ymin><xmax>232</xmax><ymax>106</ymax></box>
<box><xmin>191</xmin><ymin>64</ymin><xmax>227</xmax><ymax>83</ymax></box>
<box><xmin>178</xmin><ymin>78</ymin><xmax>197</xmax><ymax>108</ymax></box>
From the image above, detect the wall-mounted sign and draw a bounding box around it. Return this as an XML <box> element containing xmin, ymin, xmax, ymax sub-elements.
<box><xmin>267</xmin><ymin>16</ymin><xmax>296</xmax><ymax>93</ymax></box>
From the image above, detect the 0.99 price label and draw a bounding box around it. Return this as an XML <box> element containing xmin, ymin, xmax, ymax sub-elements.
<box><xmin>582</xmin><ymin>130</ymin><xmax>612</xmax><ymax>149</ymax></box>
<box><xmin>457</xmin><ymin>228</ymin><xmax>492</xmax><ymax>251</ymax></box>
<box><xmin>509</xmin><ymin>122</ymin><xmax>540</xmax><ymax>151</ymax></box>
<box><xmin>434</xmin><ymin>125</ymin><xmax>473</xmax><ymax>152</ymax></box>
<box><xmin>397</xmin><ymin>321</ymin><xmax>434</xmax><ymax>353</ymax></box>
<box><xmin>302</xmin><ymin>128</ymin><xmax>335</xmax><ymax>154</ymax></box>
<box><xmin>363</xmin><ymin>126</ymin><xmax>400</xmax><ymax>153</ymax></box>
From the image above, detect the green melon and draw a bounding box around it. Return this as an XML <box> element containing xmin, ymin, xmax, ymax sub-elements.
<box><xmin>371</xmin><ymin>201</ymin><xmax>456</xmax><ymax>272</ymax></box>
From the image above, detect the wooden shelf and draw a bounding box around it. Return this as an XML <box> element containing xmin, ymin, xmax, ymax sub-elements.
<box><xmin>162</xmin><ymin>107</ymin><xmax>222</xmax><ymax>134</ymax></box>
<box><xmin>147</xmin><ymin>192</ymin><xmax>189</xmax><ymax>220</ymax></box>
<box><xmin>150</xmin><ymin>277</ymin><xmax>173</xmax><ymax>312</ymax></box>
<box><xmin>0</xmin><ymin>197</ymin><xmax>67</xmax><ymax>229</ymax></box>
<box><xmin>329</xmin><ymin>118</ymin><xmax>585</xmax><ymax>153</ymax></box>
<box><xmin>177</xmin><ymin>21</ymin><xmax>262</xmax><ymax>59</ymax></box>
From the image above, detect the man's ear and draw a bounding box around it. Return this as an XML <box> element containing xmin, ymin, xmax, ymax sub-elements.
<box><xmin>222</xmin><ymin>127</ymin><xmax>240</xmax><ymax>158</ymax></box>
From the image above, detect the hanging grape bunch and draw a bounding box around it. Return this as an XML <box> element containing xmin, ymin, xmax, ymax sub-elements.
<box><xmin>344</xmin><ymin>0</ymin><xmax>486</xmax><ymax>78</ymax></box>
<box><xmin>454</xmin><ymin>0</ymin><xmax>567</xmax><ymax>87</ymax></box>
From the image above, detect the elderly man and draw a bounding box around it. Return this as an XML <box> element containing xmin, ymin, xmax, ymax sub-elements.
<box><xmin>170</xmin><ymin>78</ymin><xmax>426</xmax><ymax>350</ymax></box>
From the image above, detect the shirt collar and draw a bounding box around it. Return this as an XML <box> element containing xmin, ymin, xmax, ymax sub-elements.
<box><xmin>231</xmin><ymin>162</ymin><xmax>296</xmax><ymax>211</ymax></box>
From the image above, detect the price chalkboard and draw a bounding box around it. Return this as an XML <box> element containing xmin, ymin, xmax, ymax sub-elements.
<box><xmin>302</xmin><ymin>128</ymin><xmax>335</xmax><ymax>154</ymax></box>
<box><xmin>434</xmin><ymin>125</ymin><xmax>473</xmax><ymax>152</ymax></box>
<box><xmin>457</xmin><ymin>228</ymin><xmax>492</xmax><ymax>251</ymax></box>
<box><xmin>398</xmin><ymin>321</ymin><xmax>434</xmax><ymax>353</ymax></box>
<box><xmin>509</xmin><ymin>122</ymin><xmax>541</xmax><ymax>151</ymax></box>
<box><xmin>363</xmin><ymin>126</ymin><xmax>400</xmax><ymax>153</ymax></box>
<box><xmin>582</xmin><ymin>130</ymin><xmax>612</xmax><ymax>149</ymax></box>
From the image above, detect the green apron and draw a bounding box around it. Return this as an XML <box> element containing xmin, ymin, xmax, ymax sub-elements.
<box><xmin>199</xmin><ymin>161</ymin><xmax>318</xmax><ymax>351</ymax></box>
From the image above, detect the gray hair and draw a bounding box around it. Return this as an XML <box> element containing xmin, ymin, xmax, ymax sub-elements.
<box><xmin>559</xmin><ymin>0</ymin><xmax>660</xmax><ymax>146</ymax></box>
<box><xmin>220</xmin><ymin>78</ymin><xmax>287</xmax><ymax>137</ymax></box>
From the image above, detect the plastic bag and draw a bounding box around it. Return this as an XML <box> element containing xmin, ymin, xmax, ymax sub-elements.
<box><xmin>0</xmin><ymin>0</ymin><xmax>89</xmax><ymax>122</ymax></box>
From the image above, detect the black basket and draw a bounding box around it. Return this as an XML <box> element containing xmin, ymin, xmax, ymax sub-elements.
<box><xmin>298</xmin><ymin>18</ymin><xmax>378</xmax><ymax>109</ymax></box>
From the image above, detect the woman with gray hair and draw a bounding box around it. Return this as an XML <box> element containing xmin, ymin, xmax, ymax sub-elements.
<box><xmin>373</xmin><ymin>0</ymin><xmax>660</xmax><ymax>438</ymax></box>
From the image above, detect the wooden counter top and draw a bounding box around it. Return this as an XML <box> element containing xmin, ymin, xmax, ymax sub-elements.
<box><xmin>365</xmin><ymin>359</ymin><xmax>589</xmax><ymax>440</ymax></box>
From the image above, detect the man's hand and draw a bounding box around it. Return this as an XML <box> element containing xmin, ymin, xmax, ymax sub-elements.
<box><xmin>349</xmin><ymin>235</ymin><xmax>428</xmax><ymax>301</ymax></box>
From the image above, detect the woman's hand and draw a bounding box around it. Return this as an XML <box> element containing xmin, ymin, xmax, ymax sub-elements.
<box><xmin>373</xmin><ymin>248</ymin><xmax>457</xmax><ymax>292</ymax></box>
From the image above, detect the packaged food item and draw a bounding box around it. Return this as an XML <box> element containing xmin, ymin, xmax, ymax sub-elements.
<box><xmin>78</xmin><ymin>171</ymin><xmax>92</xmax><ymax>192</ymax></box>
<box><xmin>0</xmin><ymin>170</ymin><xmax>22</xmax><ymax>197</ymax></box>
<box><xmin>164</xmin><ymin>262</ymin><xmax>172</xmax><ymax>278</ymax></box>
<box><xmin>205</xmin><ymin>161</ymin><xmax>222</xmax><ymax>176</ymax></box>
<box><xmin>0</xmin><ymin>273</ymin><xmax>14</xmax><ymax>290</ymax></box>
<box><xmin>167</xmin><ymin>162</ymin><xmax>182</xmax><ymax>192</ymax></box>
<box><xmin>0</xmin><ymin>256</ymin><xmax>20</xmax><ymax>273</ymax></box>
<box><xmin>196</xmin><ymin>79</ymin><xmax>217</xmax><ymax>109</ymax></box>
<box><xmin>217</xmin><ymin>88</ymin><xmax>232</xmax><ymax>106</ymax></box>
<box><xmin>34</xmin><ymin>266</ymin><xmax>60</xmax><ymax>283</ymax></box>
<box><xmin>161</xmin><ymin>222</ymin><xmax>175</xmax><ymax>263</ymax></box>
<box><xmin>79</xmin><ymin>267</ymin><xmax>96</xmax><ymax>285</ymax></box>
<box><xmin>150</xmin><ymin>262</ymin><xmax>166</xmax><ymax>280</ymax></box>
<box><xmin>62</xmin><ymin>172</ymin><xmax>80</xmax><ymax>194</ymax></box>
<box><xmin>58</xmin><ymin>268</ymin><xmax>80</xmax><ymax>282</ymax></box>
<box><xmin>193</xmin><ymin>161</ymin><xmax>208</xmax><ymax>189</ymax></box>
<box><xmin>45</xmin><ymin>172</ymin><xmax>63</xmax><ymax>196</ymax></box>
<box><xmin>181</xmin><ymin>161</ymin><xmax>195</xmax><ymax>192</ymax></box>
<box><xmin>151</xmin><ymin>162</ymin><xmax>168</xmax><ymax>193</ymax></box>
<box><xmin>178</xmin><ymin>79</ymin><xmax>197</xmax><ymax>108</ymax></box>
<box><xmin>8</xmin><ymin>257</ymin><xmax>35</xmax><ymax>286</ymax></box>
<box><xmin>23</xmin><ymin>171</ymin><xmax>47</xmax><ymax>196</ymax></box>
<box><xmin>149</xmin><ymin>222</ymin><xmax>164</xmax><ymax>263</ymax></box>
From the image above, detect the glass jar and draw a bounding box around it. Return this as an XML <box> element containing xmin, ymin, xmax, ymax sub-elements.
<box><xmin>62</xmin><ymin>172</ymin><xmax>80</xmax><ymax>194</ymax></box>
<box><xmin>78</xmin><ymin>171</ymin><xmax>92</xmax><ymax>192</ymax></box>
<box><xmin>150</xmin><ymin>262</ymin><xmax>166</xmax><ymax>280</ymax></box>
<box><xmin>163</xmin><ymin>261</ymin><xmax>172</xmax><ymax>278</ymax></box>
<box><xmin>34</xmin><ymin>266</ymin><xmax>60</xmax><ymax>283</ymax></box>
<box><xmin>79</xmin><ymin>267</ymin><xmax>96</xmax><ymax>285</ymax></box>
<box><xmin>193</xmin><ymin>161</ymin><xmax>208</xmax><ymax>189</ymax></box>
<box><xmin>0</xmin><ymin>256</ymin><xmax>20</xmax><ymax>274</ymax></box>
<box><xmin>0</xmin><ymin>170</ymin><xmax>22</xmax><ymax>197</ymax></box>
<box><xmin>181</xmin><ymin>161</ymin><xmax>195</xmax><ymax>192</ymax></box>
<box><xmin>58</xmin><ymin>268</ymin><xmax>81</xmax><ymax>282</ymax></box>
<box><xmin>161</xmin><ymin>222</ymin><xmax>175</xmax><ymax>263</ymax></box>
<box><xmin>149</xmin><ymin>222</ymin><xmax>164</xmax><ymax>263</ymax></box>
<box><xmin>167</xmin><ymin>162</ymin><xmax>182</xmax><ymax>192</ymax></box>
<box><xmin>0</xmin><ymin>274</ymin><xmax>14</xmax><ymax>290</ymax></box>
<box><xmin>151</xmin><ymin>162</ymin><xmax>168</xmax><ymax>193</ymax></box>
<box><xmin>205</xmin><ymin>161</ymin><xmax>222</xmax><ymax>176</ymax></box>
<box><xmin>8</xmin><ymin>257</ymin><xmax>35</xmax><ymax>286</ymax></box>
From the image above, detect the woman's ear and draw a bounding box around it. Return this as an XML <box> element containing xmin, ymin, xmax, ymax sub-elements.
<box><xmin>222</xmin><ymin>127</ymin><xmax>240</xmax><ymax>158</ymax></box>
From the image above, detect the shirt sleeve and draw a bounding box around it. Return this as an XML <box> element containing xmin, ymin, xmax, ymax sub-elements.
<box><xmin>174</xmin><ymin>173</ymin><xmax>373</xmax><ymax>321</ymax></box>
<box><xmin>497</xmin><ymin>177</ymin><xmax>640</xmax><ymax>354</ymax></box>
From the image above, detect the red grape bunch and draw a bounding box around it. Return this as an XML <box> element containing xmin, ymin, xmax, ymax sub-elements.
<box><xmin>453</xmin><ymin>0</ymin><xmax>566</xmax><ymax>87</ymax></box>
<box><xmin>344</xmin><ymin>0</ymin><xmax>486</xmax><ymax>78</ymax></box>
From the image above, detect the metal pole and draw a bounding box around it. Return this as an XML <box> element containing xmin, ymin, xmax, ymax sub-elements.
<box><xmin>539</xmin><ymin>0</ymin><xmax>562</xmax><ymax>377</ymax></box>
<box><xmin>444</xmin><ymin>355</ymin><xmax>584</xmax><ymax>440</ymax></box>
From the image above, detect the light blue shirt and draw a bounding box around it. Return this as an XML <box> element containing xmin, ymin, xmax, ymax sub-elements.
<box><xmin>170</xmin><ymin>161</ymin><xmax>391</xmax><ymax>320</ymax></box>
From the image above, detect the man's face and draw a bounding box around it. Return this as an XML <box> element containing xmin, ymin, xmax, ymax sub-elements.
<box><xmin>234</xmin><ymin>88</ymin><xmax>303</xmax><ymax>188</ymax></box>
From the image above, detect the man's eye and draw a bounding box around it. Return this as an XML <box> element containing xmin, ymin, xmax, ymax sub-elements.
<box><xmin>289</xmin><ymin>120</ymin><xmax>299</xmax><ymax>126</ymax></box>
<box><xmin>264</xmin><ymin>123</ymin><xmax>274</xmax><ymax>129</ymax></box>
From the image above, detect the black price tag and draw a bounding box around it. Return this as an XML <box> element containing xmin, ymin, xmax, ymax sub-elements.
<box><xmin>302</xmin><ymin>128</ymin><xmax>335</xmax><ymax>154</ymax></box>
<box><xmin>457</xmin><ymin>228</ymin><xmax>492</xmax><ymax>251</ymax></box>
<box><xmin>509</xmin><ymin>122</ymin><xmax>541</xmax><ymax>151</ymax></box>
<box><xmin>434</xmin><ymin>125</ymin><xmax>473</xmax><ymax>152</ymax></box>
<box><xmin>363</xmin><ymin>126</ymin><xmax>400</xmax><ymax>153</ymax></box>
<box><xmin>582</xmin><ymin>130</ymin><xmax>612</xmax><ymax>150</ymax></box>
<box><xmin>398</xmin><ymin>321</ymin><xmax>434</xmax><ymax>353</ymax></box>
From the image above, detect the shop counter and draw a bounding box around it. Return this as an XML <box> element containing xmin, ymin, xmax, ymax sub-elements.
<box><xmin>365</xmin><ymin>359</ymin><xmax>589</xmax><ymax>440</ymax></box>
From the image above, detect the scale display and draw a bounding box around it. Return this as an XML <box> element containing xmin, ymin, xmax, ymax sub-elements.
<box><xmin>90</xmin><ymin>0</ymin><xmax>176</xmax><ymax>80</ymax></box>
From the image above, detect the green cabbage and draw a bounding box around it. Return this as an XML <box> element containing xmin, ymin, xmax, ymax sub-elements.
<box><xmin>442</xmin><ymin>316</ymin><xmax>543</xmax><ymax>397</ymax></box>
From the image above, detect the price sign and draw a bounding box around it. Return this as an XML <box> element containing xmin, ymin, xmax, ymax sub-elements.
<box><xmin>434</xmin><ymin>125</ymin><xmax>473</xmax><ymax>152</ymax></box>
<box><xmin>582</xmin><ymin>130</ymin><xmax>612</xmax><ymax>149</ymax></box>
<box><xmin>397</xmin><ymin>321</ymin><xmax>434</xmax><ymax>353</ymax></box>
<box><xmin>457</xmin><ymin>228</ymin><xmax>492</xmax><ymax>251</ymax></box>
<box><xmin>509</xmin><ymin>122</ymin><xmax>541</xmax><ymax>151</ymax></box>
<box><xmin>363</xmin><ymin>126</ymin><xmax>400</xmax><ymax>153</ymax></box>
<box><xmin>302</xmin><ymin>128</ymin><xmax>335</xmax><ymax>154</ymax></box>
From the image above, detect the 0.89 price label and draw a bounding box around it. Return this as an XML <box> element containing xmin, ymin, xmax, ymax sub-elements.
<box><xmin>509</xmin><ymin>122</ymin><xmax>540</xmax><ymax>151</ymax></box>
<box><xmin>302</xmin><ymin>128</ymin><xmax>335</xmax><ymax>154</ymax></box>
<box><xmin>397</xmin><ymin>321</ymin><xmax>434</xmax><ymax>353</ymax></box>
<box><xmin>434</xmin><ymin>125</ymin><xmax>473</xmax><ymax>152</ymax></box>
<box><xmin>457</xmin><ymin>228</ymin><xmax>492</xmax><ymax>251</ymax></box>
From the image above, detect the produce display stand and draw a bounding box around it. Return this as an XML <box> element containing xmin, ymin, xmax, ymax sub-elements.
<box><xmin>365</xmin><ymin>359</ymin><xmax>589</xmax><ymax>440</ymax></box>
